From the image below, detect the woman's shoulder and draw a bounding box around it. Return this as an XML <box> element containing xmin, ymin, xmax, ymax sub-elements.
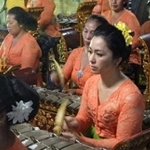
<box><xmin>85</xmin><ymin>74</ymin><xmax>100</xmax><ymax>87</ymax></box>
<box><xmin>72</xmin><ymin>47</ymin><xmax>84</xmax><ymax>52</ymax></box>
<box><xmin>24</xmin><ymin>33</ymin><xmax>41</xmax><ymax>46</ymax></box>
<box><xmin>102</xmin><ymin>10</ymin><xmax>110</xmax><ymax>16</ymax></box>
<box><xmin>22</xmin><ymin>33</ymin><xmax>41</xmax><ymax>53</ymax></box>
<box><xmin>117</xmin><ymin>79</ymin><xmax>144</xmax><ymax>103</ymax></box>
<box><xmin>1</xmin><ymin>34</ymin><xmax>13</xmax><ymax>45</ymax></box>
<box><xmin>69</xmin><ymin>47</ymin><xmax>84</xmax><ymax>56</ymax></box>
<box><xmin>119</xmin><ymin>79</ymin><xmax>142</xmax><ymax>94</ymax></box>
<box><xmin>82</xmin><ymin>75</ymin><xmax>100</xmax><ymax>95</ymax></box>
<box><xmin>123</xmin><ymin>9</ymin><xmax>139</xmax><ymax>20</ymax></box>
<box><xmin>118</xmin><ymin>79</ymin><xmax>145</xmax><ymax>109</ymax></box>
<box><xmin>3</xmin><ymin>33</ymin><xmax>12</xmax><ymax>40</ymax></box>
<box><xmin>24</xmin><ymin>32</ymin><xmax>37</xmax><ymax>41</ymax></box>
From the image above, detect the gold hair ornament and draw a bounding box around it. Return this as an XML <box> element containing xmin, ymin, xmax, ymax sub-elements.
<box><xmin>114</xmin><ymin>21</ymin><xmax>133</xmax><ymax>46</ymax></box>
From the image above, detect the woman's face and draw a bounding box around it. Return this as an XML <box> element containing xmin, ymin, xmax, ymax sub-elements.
<box><xmin>6</xmin><ymin>14</ymin><xmax>22</xmax><ymax>36</ymax></box>
<box><xmin>109</xmin><ymin>0</ymin><xmax>124</xmax><ymax>12</ymax></box>
<box><xmin>88</xmin><ymin>36</ymin><xmax>117</xmax><ymax>75</ymax></box>
<box><xmin>82</xmin><ymin>20</ymin><xmax>100</xmax><ymax>48</ymax></box>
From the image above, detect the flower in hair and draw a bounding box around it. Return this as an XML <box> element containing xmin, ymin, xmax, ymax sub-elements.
<box><xmin>7</xmin><ymin>100</ymin><xmax>33</xmax><ymax>124</ymax></box>
<box><xmin>114</xmin><ymin>21</ymin><xmax>133</xmax><ymax>46</ymax></box>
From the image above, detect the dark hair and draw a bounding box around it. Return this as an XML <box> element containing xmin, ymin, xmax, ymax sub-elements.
<box><xmin>124</xmin><ymin>0</ymin><xmax>128</xmax><ymax>8</ymax></box>
<box><xmin>85</xmin><ymin>14</ymin><xmax>109</xmax><ymax>26</ymax></box>
<box><xmin>94</xmin><ymin>24</ymin><xmax>131</xmax><ymax>65</ymax></box>
<box><xmin>8</xmin><ymin>6</ymin><xmax>37</xmax><ymax>31</ymax></box>
<box><xmin>0</xmin><ymin>74</ymin><xmax>39</xmax><ymax>124</ymax></box>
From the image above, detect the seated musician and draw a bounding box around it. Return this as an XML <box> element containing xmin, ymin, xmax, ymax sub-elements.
<box><xmin>50</xmin><ymin>15</ymin><xmax>109</xmax><ymax>95</ymax></box>
<box><xmin>26</xmin><ymin>0</ymin><xmax>65</xmax><ymax>86</ymax></box>
<box><xmin>102</xmin><ymin>0</ymin><xmax>141</xmax><ymax>85</ymax></box>
<box><xmin>0</xmin><ymin>74</ymin><xmax>39</xmax><ymax>150</ymax></box>
<box><xmin>0</xmin><ymin>6</ymin><xmax>42</xmax><ymax>86</ymax></box>
<box><xmin>26</xmin><ymin>0</ymin><xmax>61</xmax><ymax>38</ymax></box>
<box><xmin>62</xmin><ymin>24</ymin><xmax>145</xmax><ymax>150</ymax></box>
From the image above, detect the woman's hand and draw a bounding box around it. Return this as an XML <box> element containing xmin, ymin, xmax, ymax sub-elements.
<box><xmin>62</xmin><ymin>89</ymin><xmax>76</xmax><ymax>95</ymax></box>
<box><xmin>63</xmin><ymin>116</ymin><xmax>78</xmax><ymax>132</ymax></box>
<box><xmin>62</xmin><ymin>116</ymin><xmax>82</xmax><ymax>142</ymax></box>
<box><xmin>50</xmin><ymin>71</ymin><xmax>60</xmax><ymax>85</ymax></box>
<box><xmin>61</xmin><ymin>131</ymin><xmax>82</xmax><ymax>142</ymax></box>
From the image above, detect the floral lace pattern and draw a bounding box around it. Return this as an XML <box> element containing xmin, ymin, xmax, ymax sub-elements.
<box><xmin>76</xmin><ymin>75</ymin><xmax>145</xmax><ymax>148</ymax></box>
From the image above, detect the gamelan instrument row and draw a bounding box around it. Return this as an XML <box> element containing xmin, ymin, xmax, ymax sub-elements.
<box><xmin>30</xmin><ymin>86</ymin><xmax>82</xmax><ymax>132</ymax></box>
<box><xmin>14</xmin><ymin>87</ymin><xmax>150</xmax><ymax>150</ymax></box>
<box><xmin>10</xmin><ymin>123</ymin><xmax>106</xmax><ymax>150</ymax></box>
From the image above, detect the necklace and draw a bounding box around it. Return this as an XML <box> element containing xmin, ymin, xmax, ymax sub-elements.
<box><xmin>77</xmin><ymin>70</ymin><xmax>83</xmax><ymax>78</ymax></box>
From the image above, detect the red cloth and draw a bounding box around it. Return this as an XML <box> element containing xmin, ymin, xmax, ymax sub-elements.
<box><xmin>8</xmin><ymin>137</ymin><xmax>27</xmax><ymax>150</ymax></box>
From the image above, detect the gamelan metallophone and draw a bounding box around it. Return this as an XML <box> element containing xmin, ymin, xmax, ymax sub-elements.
<box><xmin>10</xmin><ymin>123</ymin><xmax>106</xmax><ymax>150</ymax></box>
<box><xmin>30</xmin><ymin>86</ymin><xmax>81</xmax><ymax>132</ymax></box>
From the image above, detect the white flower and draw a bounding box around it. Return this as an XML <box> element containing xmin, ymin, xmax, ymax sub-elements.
<box><xmin>7</xmin><ymin>100</ymin><xmax>33</xmax><ymax>124</ymax></box>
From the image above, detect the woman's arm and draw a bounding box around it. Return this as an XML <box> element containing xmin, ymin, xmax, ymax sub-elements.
<box><xmin>75</xmin><ymin>80</ymin><xmax>93</xmax><ymax>132</ymax></box>
<box><xmin>75</xmin><ymin>88</ymin><xmax>83</xmax><ymax>95</ymax></box>
<box><xmin>62</xmin><ymin>48</ymin><xmax>83</xmax><ymax>83</ymax></box>
<box><xmin>38</xmin><ymin>0</ymin><xmax>55</xmax><ymax>29</ymax></box>
<box><xmin>0</xmin><ymin>34</ymin><xmax>10</xmax><ymax>57</ymax></box>
<box><xmin>21</xmin><ymin>38</ymin><xmax>41</xmax><ymax>70</ymax></box>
